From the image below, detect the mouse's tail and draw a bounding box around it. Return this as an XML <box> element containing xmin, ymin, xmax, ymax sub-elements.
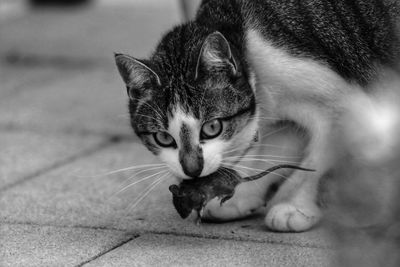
<box><xmin>243</xmin><ymin>164</ymin><xmax>315</xmax><ymax>181</ymax></box>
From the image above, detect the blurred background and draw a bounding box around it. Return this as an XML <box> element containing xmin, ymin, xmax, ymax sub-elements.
<box><xmin>0</xmin><ymin>0</ymin><xmax>201</xmax><ymax>70</ymax></box>
<box><xmin>0</xmin><ymin>0</ymin><xmax>201</xmax><ymax>138</ymax></box>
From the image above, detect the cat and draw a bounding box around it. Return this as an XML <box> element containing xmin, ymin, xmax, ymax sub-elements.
<box><xmin>114</xmin><ymin>0</ymin><xmax>400</xmax><ymax>232</ymax></box>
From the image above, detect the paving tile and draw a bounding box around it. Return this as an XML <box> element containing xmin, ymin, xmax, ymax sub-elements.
<box><xmin>0</xmin><ymin>223</ymin><xmax>133</xmax><ymax>267</ymax></box>
<box><xmin>0</xmin><ymin>2</ymin><xmax>180</xmax><ymax>63</ymax></box>
<box><xmin>0</xmin><ymin>129</ymin><xmax>332</xmax><ymax>248</ymax></box>
<box><xmin>0</xmin><ymin>131</ymin><xmax>105</xmax><ymax>190</ymax></box>
<box><xmin>85</xmin><ymin>234</ymin><xmax>333</xmax><ymax>267</ymax></box>
<box><xmin>0</xmin><ymin>68</ymin><xmax>133</xmax><ymax>136</ymax></box>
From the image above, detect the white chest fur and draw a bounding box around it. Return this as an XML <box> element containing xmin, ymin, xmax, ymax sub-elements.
<box><xmin>245</xmin><ymin>29</ymin><xmax>352</xmax><ymax>119</ymax></box>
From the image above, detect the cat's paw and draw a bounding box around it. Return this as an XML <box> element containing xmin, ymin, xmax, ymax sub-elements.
<box><xmin>265</xmin><ymin>202</ymin><xmax>321</xmax><ymax>232</ymax></box>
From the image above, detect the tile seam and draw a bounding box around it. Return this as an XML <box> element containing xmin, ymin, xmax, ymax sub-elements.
<box><xmin>0</xmin><ymin>123</ymin><xmax>135</xmax><ymax>141</ymax></box>
<box><xmin>0</xmin><ymin>220</ymin><xmax>331</xmax><ymax>250</ymax></box>
<box><xmin>75</xmin><ymin>235</ymin><xmax>140</xmax><ymax>267</ymax></box>
<box><xmin>0</xmin><ymin>137</ymin><xmax>119</xmax><ymax>193</ymax></box>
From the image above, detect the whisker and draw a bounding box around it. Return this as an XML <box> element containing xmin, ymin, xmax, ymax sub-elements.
<box><xmin>90</xmin><ymin>163</ymin><xmax>166</xmax><ymax>177</ymax></box>
<box><xmin>128</xmin><ymin>165</ymin><xmax>167</xmax><ymax>177</ymax></box>
<box><xmin>269</xmin><ymin>171</ymin><xmax>290</xmax><ymax>180</ymax></box>
<box><xmin>223</xmin><ymin>159</ymin><xmax>272</xmax><ymax>166</ymax></box>
<box><xmin>221</xmin><ymin>163</ymin><xmax>263</xmax><ymax>189</ymax></box>
<box><xmin>221</xmin><ymin>165</ymin><xmax>249</xmax><ymax>179</ymax></box>
<box><xmin>227</xmin><ymin>158</ymin><xmax>301</xmax><ymax>164</ymax></box>
<box><xmin>222</xmin><ymin>144</ymin><xmax>250</xmax><ymax>155</ymax></box>
<box><xmin>222</xmin><ymin>127</ymin><xmax>294</xmax><ymax>157</ymax></box>
<box><xmin>226</xmin><ymin>154</ymin><xmax>301</xmax><ymax>159</ymax></box>
<box><xmin>248</xmin><ymin>143</ymin><xmax>298</xmax><ymax>152</ymax></box>
<box><xmin>249</xmin><ymin>143</ymin><xmax>290</xmax><ymax>149</ymax></box>
<box><xmin>115</xmin><ymin>166</ymin><xmax>168</xmax><ymax>190</ymax></box>
<box><xmin>219</xmin><ymin>167</ymin><xmax>242</xmax><ymax>182</ymax></box>
<box><xmin>127</xmin><ymin>173</ymin><xmax>168</xmax><ymax>211</ymax></box>
<box><xmin>113</xmin><ymin>170</ymin><xmax>169</xmax><ymax>196</ymax></box>
<box><xmin>222</xmin><ymin>163</ymin><xmax>291</xmax><ymax>181</ymax></box>
<box><xmin>225</xmin><ymin>157</ymin><xmax>301</xmax><ymax>167</ymax></box>
<box><xmin>141</xmin><ymin>102</ymin><xmax>164</xmax><ymax>120</ymax></box>
<box><xmin>222</xmin><ymin>162</ymin><xmax>265</xmax><ymax>173</ymax></box>
<box><xmin>250</xmin><ymin>116</ymin><xmax>280</xmax><ymax>121</ymax></box>
<box><xmin>222</xmin><ymin>143</ymin><xmax>294</xmax><ymax>156</ymax></box>
<box><xmin>129</xmin><ymin>173</ymin><xmax>166</xmax><ymax>202</ymax></box>
<box><xmin>216</xmin><ymin>168</ymin><xmax>231</xmax><ymax>181</ymax></box>
<box><xmin>224</xmin><ymin>158</ymin><xmax>300</xmax><ymax>166</ymax></box>
<box><xmin>261</xmin><ymin>126</ymin><xmax>288</xmax><ymax>138</ymax></box>
<box><xmin>135</xmin><ymin>113</ymin><xmax>163</xmax><ymax>125</ymax></box>
<box><xmin>135</xmin><ymin>114</ymin><xmax>158</xmax><ymax>120</ymax></box>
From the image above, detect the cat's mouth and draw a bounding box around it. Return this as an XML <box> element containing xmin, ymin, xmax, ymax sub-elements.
<box><xmin>172</xmin><ymin>146</ymin><xmax>255</xmax><ymax>181</ymax></box>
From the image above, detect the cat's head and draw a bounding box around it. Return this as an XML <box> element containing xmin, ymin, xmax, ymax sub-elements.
<box><xmin>115</xmin><ymin>25</ymin><xmax>258</xmax><ymax>179</ymax></box>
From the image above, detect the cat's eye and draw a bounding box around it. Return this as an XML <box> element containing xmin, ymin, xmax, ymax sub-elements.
<box><xmin>154</xmin><ymin>132</ymin><xmax>176</xmax><ymax>147</ymax></box>
<box><xmin>201</xmin><ymin>119</ymin><xmax>223</xmax><ymax>139</ymax></box>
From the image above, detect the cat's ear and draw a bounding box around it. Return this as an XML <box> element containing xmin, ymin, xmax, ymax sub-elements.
<box><xmin>114</xmin><ymin>53</ymin><xmax>161</xmax><ymax>99</ymax></box>
<box><xmin>195</xmin><ymin>31</ymin><xmax>238</xmax><ymax>80</ymax></box>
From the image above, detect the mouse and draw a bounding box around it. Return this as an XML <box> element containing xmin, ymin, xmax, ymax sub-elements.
<box><xmin>169</xmin><ymin>164</ymin><xmax>314</xmax><ymax>222</ymax></box>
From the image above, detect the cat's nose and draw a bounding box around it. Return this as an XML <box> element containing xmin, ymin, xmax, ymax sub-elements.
<box><xmin>182</xmin><ymin>162</ymin><xmax>203</xmax><ymax>178</ymax></box>
<box><xmin>179</xmin><ymin>148</ymin><xmax>204</xmax><ymax>178</ymax></box>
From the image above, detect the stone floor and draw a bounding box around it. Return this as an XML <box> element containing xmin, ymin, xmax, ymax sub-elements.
<box><xmin>0</xmin><ymin>1</ymin><xmax>333</xmax><ymax>266</ymax></box>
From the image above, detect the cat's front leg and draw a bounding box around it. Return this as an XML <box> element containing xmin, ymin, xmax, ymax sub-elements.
<box><xmin>264</xmin><ymin>170</ymin><xmax>322</xmax><ymax>232</ymax></box>
<box><xmin>264</xmin><ymin>107</ymin><xmax>333</xmax><ymax>232</ymax></box>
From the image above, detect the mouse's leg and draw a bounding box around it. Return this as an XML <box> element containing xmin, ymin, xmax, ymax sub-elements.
<box><xmin>195</xmin><ymin>211</ymin><xmax>202</xmax><ymax>225</ymax></box>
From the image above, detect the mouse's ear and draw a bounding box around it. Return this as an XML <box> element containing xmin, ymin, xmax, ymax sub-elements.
<box><xmin>169</xmin><ymin>184</ymin><xmax>180</xmax><ymax>196</ymax></box>
<box><xmin>169</xmin><ymin>184</ymin><xmax>179</xmax><ymax>194</ymax></box>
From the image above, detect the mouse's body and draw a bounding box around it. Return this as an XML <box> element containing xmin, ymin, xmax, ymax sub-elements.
<box><xmin>169</xmin><ymin>164</ymin><xmax>313</xmax><ymax>221</ymax></box>
<box><xmin>169</xmin><ymin>167</ymin><xmax>241</xmax><ymax>219</ymax></box>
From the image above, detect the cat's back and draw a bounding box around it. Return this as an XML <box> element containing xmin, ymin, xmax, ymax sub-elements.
<box><xmin>239</xmin><ymin>0</ymin><xmax>400</xmax><ymax>85</ymax></box>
